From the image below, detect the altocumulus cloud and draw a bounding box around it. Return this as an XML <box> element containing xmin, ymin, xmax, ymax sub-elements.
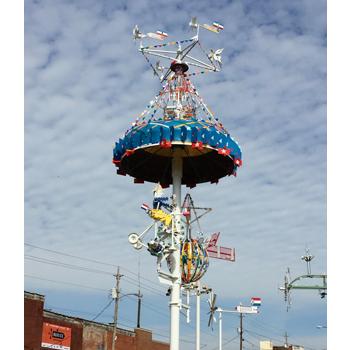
<box><xmin>25</xmin><ymin>1</ymin><xmax>326</xmax><ymax>349</ymax></box>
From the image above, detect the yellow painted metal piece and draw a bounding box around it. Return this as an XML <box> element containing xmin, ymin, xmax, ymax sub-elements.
<box><xmin>149</xmin><ymin>209</ymin><xmax>172</xmax><ymax>227</ymax></box>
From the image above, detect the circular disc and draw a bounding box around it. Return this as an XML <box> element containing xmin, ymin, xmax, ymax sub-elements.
<box><xmin>128</xmin><ymin>233</ymin><xmax>139</xmax><ymax>245</ymax></box>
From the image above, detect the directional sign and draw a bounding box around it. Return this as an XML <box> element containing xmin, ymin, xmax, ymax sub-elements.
<box><xmin>235</xmin><ymin>305</ymin><xmax>258</xmax><ymax>314</ymax></box>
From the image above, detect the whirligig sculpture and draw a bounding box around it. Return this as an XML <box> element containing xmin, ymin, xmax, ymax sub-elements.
<box><xmin>112</xmin><ymin>18</ymin><xmax>242</xmax><ymax>350</ymax></box>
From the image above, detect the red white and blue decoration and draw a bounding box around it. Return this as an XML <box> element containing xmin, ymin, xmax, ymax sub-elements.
<box><xmin>251</xmin><ymin>297</ymin><xmax>262</xmax><ymax>308</ymax></box>
<box><xmin>113</xmin><ymin>20</ymin><xmax>242</xmax><ymax>187</ymax></box>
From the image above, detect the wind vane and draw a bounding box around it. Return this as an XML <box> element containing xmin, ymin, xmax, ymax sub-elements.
<box><xmin>207</xmin><ymin>292</ymin><xmax>261</xmax><ymax>350</ymax></box>
<box><xmin>132</xmin><ymin>17</ymin><xmax>224</xmax><ymax>82</ymax></box>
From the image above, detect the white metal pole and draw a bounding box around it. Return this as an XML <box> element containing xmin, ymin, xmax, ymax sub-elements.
<box><xmin>219</xmin><ymin>310</ymin><xmax>222</xmax><ymax>350</ymax></box>
<box><xmin>170</xmin><ymin>150</ymin><xmax>183</xmax><ymax>350</ymax></box>
<box><xmin>196</xmin><ymin>282</ymin><xmax>201</xmax><ymax>350</ymax></box>
<box><xmin>186</xmin><ymin>289</ymin><xmax>190</xmax><ymax>324</ymax></box>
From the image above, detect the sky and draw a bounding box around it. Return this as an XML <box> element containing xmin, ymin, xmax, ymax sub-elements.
<box><xmin>22</xmin><ymin>0</ymin><xmax>328</xmax><ymax>349</ymax></box>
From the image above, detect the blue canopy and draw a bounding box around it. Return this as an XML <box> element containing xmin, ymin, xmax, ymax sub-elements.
<box><xmin>113</xmin><ymin>118</ymin><xmax>242</xmax><ymax>186</ymax></box>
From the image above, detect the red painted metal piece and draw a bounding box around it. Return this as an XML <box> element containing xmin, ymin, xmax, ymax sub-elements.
<box><xmin>207</xmin><ymin>245</ymin><xmax>235</xmax><ymax>262</ymax></box>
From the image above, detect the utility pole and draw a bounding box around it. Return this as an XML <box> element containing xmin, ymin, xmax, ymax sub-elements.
<box><xmin>112</xmin><ymin>266</ymin><xmax>123</xmax><ymax>350</ymax></box>
<box><xmin>136</xmin><ymin>288</ymin><xmax>142</xmax><ymax>328</ymax></box>
<box><xmin>284</xmin><ymin>331</ymin><xmax>289</xmax><ymax>348</ymax></box>
<box><xmin>239</xmin><ymin>312</ymin><xmax>243</xmax><ymax>350</ymax></box>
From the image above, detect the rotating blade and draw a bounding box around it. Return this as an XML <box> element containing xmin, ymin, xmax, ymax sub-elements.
<box><xmin>208</xmin><ymin>312</ymin><xmax>213</xmax><ymax>327</ymax></box>
<box><xmin>210</xmin><ymin>293</ymin><xmax>217</xmax><ymax>309</ymax></box>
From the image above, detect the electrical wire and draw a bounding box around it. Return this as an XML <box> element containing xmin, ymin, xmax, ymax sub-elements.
<box><xmin>244</xmin><ymin>316</ymin><xmax>286</xmax><ymax>337</ymax></box>
<box><xmin>25</xmin><ymin>254</ymin><xmax>113</xmax><ymax>276</ymax></box>
<box><xmin>25</xmin><ymin>252</ymin><xmax>167</xmax><ymax>297</ymax></box>
<box><xmin>243</xmin><ymin>337</ymin><xmax>260</xmax><ymax>349</ymax></box>
<box><xmin>26</xmin><ymin>272</ymin><xmax>170</xmax><ymax>323</ymax></box>
<box><xmin>24</xmin><ymin>251</ymin><xmax>223</xmax><ymax>341</ymax></box>
<box><xmin>92</xmin><ymin>299</ymin><xmax>114</xmax><ymax>320</ymax></box>
<box><xmin>245</xmin><ymin>328</ymin><xmax>285</xmax><ymax>344</ymax></box>
<box><xmin>25</xmin><ymin>242</ymin><xmax>167</xmax><ymax>293</ymax></box>
<box><xmin>25</xmin><ymin>274</ymin><xmax>108</xmax><ymax>293</ymax></box>
<box><xmin>45</xmin><ymin>304</ymin><xmax>103</xmax><ymax>317</ymax></box>
<box><xmin>208</xmin><ymin>334</ymin><xmax>239</xmax><ymax>350</ymax></box>
<box><xmin>245</xmin><ymin>328</ymin><xmax>319</xmax><ymax>350</ymax></box>
<box><xmin>26</xmin><ymin>272</ymin><xmax>179</xmax><ymax>333</ymax></box>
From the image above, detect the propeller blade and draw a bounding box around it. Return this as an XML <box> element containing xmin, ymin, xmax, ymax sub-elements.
<box><xmin>211</xmin><ymin>293</ymin><xmax>217</xmax><ymax>308</ymax></box>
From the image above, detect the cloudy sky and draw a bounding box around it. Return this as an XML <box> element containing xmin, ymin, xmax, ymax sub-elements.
<box><xmin>23</xmin><ymin>0</ymin><xmax>327</xmax><ymax>349</ymax></box>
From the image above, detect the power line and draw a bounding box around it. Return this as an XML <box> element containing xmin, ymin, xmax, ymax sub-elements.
<box><xmin>45</xmin><ymin>303</ymin><xmax>196</xmax><ymax>345</ymax></box>
<box><xmin>244</xmin><ymin>317</ymin><xmax>286</xmax><ymax>338</ymax></box>
<box><xmin>124</xmin><ymin>294</ymin><xmax>169</xmax><ymax>319</ymax></box>
<box><xmin>25</xmin><ymin>274</ymin><xmax>108</xmax><ymax>293</ymax></box>
<box><xmin>245</xmin><ymin>328</ymin><xmax>319</xmax><ymax>350</ymax></box>
<box><xmin>208</xmin><ymin>334</ymin><xmax>239</xmax><ymax>350</ymax></box>
<box><xmin>243</xmin><ymin>337</ymin><xmax>260</xmax><ymax>349</ymax></box>
<box><xmin>45</xmin><ymin>304</ymin><xmax>102</xmax><ymax>317</ymax></box>
<box><xmin>25</xmin><ymin>242</ymin><xmax>166</xmax><ymax>293</ymax></box>
<box><xmin>245</xmin><ymin>328</ymin><xmax>285</xmax><ymax>344</ymax></box>
<box><xmin>25</xmin><ymin>272</ymin><xmax>170</xmax><ymax>322</ymax></box>
<box><xmin>92</xmin><ymin>299</ymin><xmax>114</xmax><ymax>321</ymax></box>
<box><xmin>123</xmin><ymin>274</ymin><xmax>166</xmax><ymax>297</ymax></box>
<box><xmin>24</xmin><ymin>252</ymin><xmax>221</xmax><ymax>341</ymax></box>
<box><xmin>25</xmin><ymin>272</ymin><xmax>182</xmax><ymax>333</ymax></box>
<box><xmin>24</xmin><ymin>242</ymin><xmax>118</xmax><ymax>267</ymax></box>
<box><xmin>25</xmin><ymin>253</ymin><xmax>167</xmax><ymax>297</ymax></box>
<box><xmin>25</xmin><ymin>255</ymin><xmax>113</xmax><ymax>276</ymax></box>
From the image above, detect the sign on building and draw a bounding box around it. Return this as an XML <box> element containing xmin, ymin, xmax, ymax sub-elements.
<box><xmin>41</xmin><ymin>322</ymin><xmax>71</xmax><ymax>350</ymax></box>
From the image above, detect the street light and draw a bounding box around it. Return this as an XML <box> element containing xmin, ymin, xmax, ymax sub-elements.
<box><xmin>111</xmin><ymin>286</ymin><xmax>143</xmax><ymax>350</ymax></box>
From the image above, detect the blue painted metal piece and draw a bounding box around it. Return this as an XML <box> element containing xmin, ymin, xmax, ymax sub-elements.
<box><xmin>113</xmin><ymin>119</ymin><xmax>241</xmax><ymax>159</ymax></box>
<box><xmin>112</xmin><ymin>118</ymin><xmax>242</xmax><ymax>185</ymax></box>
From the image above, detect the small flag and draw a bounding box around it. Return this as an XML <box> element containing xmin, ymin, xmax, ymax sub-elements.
<box><xmin>141</xmin><ymin>203</ymin><xmax>150</xmax><ymax>211</ymax></box>
<box><xmin>156</xmin><ymin>30</ymin><xmax>168</xmax><ymax>38</ymax></box>
<box><xmin>182</xmin><ymin>208</ymin><xmax>190</xmax><ymax>217</ymax></box>
<box><xmin>212</xmin><ymin>22</ymin><xmax>224</xmax><ymax>31</ymax></box>
<box><xmin>201</xmin><ymin>24</ymin><xmax>219</xmax><ymax>33</ymax></box>
<box><xmin>147</xmin><ymin>32</ymin><xmax>168</xmax><ymax>40</ymax></box>
<box><xmin>251</xmin><ymin>297</ymin><xmax>262</xmax><ymax>306</ymax></box>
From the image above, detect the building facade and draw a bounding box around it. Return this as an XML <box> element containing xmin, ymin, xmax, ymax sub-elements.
<box><xmin>24</xmin><ymin>291</ymin><xmax>169</xmax><ymax>350</ymax></box>
<box><xmin>260</xmin><ymin>340</ymin><xmax>304</xmax><ymax>350</ymax></box>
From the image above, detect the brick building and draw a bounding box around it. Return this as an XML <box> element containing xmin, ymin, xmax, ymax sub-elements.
<box><xmin>24</xmin><ymin>291</ymin><xmax>169</xmax><ymax>350</ymax></box>
<box><xmin>260</xmin><ymin>340</ymin><xmax>304</xmax><ymax>350</ymax></box>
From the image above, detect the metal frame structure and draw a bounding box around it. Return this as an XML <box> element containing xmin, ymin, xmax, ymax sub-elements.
<box><xmin>115</xmin><ymin>18</ymin><xmax>242</xmax><ymax>350</ymax></box>
<box><xmin>279</xmin><ymin>249</ymin><xmax>327</xmax><ymax>310</ymax></box>
<box><xmin>134</xmin><ymin>17</ymin><xmax>223</xmax><ymax>83</ymax></box>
